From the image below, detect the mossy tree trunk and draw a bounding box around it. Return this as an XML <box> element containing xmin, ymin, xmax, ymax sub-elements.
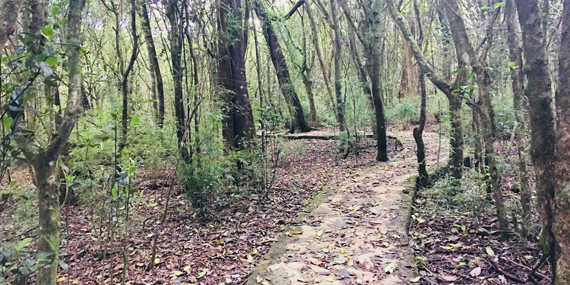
<box><xmin>515</xmin><ymin>0</ymin><xmax>557</xmax><ymax>262</ymax></box>
<box><xmin>553</xmin><ymin>0</ymin><xmax>570</xmax><ymax>282</ymax></box>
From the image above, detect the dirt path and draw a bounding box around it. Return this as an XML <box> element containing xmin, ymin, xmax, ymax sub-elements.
<box><xmin>247</xmin><ymin>130</ymin><xmax>447</xmax><ymax>285</ymax></box>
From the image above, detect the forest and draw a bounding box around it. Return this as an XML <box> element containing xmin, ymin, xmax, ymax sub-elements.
<box><xmin>1</xmin><ymin>0</ymin><xmax>570</xmax><ymax>284</ymax></box>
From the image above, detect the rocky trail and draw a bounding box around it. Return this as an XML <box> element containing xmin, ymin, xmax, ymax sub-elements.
<box><xmin>247</xmin><ymin>130</ymin><xmax>447</xmax><ymax>285</ymax></box>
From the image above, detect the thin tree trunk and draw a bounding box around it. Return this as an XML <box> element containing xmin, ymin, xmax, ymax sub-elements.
<box><xmin>413</xmin><ymin>0</ymin><xmax>429</xmax><ymax>187</ymax></box>
<box><xmin>118</xmin><ymin>0</ymin><xmax>139</xmax><ymax>152</ymax></box>
<box><xmin>33</xmin><ymin>0</ymin><xmax>85</xmax><ymax>283</ymax></box>
<box><xmin>330</xmin><ymin>0</ymin><xmax>346</xmax><ymax>132</ymax></box>
<box><xmin>553</xmin><ymin>0</ymin><xmax>570</xmax><ymax>282</ymax></box>
<box><xmin>166</xmin><ymin>0</ymin><xmax>190</xmax><ymax>161</ymax></box>
<box><xmin>253</xmin><ymin>0</ymin><xmax>310</xmax><ymax>133</ymax></box>
<box><xmin>369</xmin><ymin>0</ymin><xmax>388</xmax><ymax>161</ymax></box>
<box><xmin>140</xmin><ymin>2</ymin><xmax>165</xmax><ymax>127</ymax></box>
<box><xmin>515</xmin><ymin>0</ymin><xmax>557</xmax><ymax>261</ymax></box>
<box><xmin>505</xmin><ymin>0</ymin><xmax>532</xmax><ymax>239</ymax></box>
<box><xmin>398</xmin><ymin>32</ymin><xmax>415</xmax><ymax>99</ymax></box>
<box><xmin>305</xmin><ymin>3</ymin><xmax>337</xmax><ymax>117</ymax></box>
<box><xmin>444</xmin><ymin>0</ymin><xmax>508</xmax><ymax>239</ymax></box>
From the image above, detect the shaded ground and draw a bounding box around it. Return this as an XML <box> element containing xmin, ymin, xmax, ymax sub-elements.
<box><xmin>246</xmin><ymin>130</ymin><xmax>446</xmax><ymax>285</ymax></box>
<box><xmin>408</xmin><ymin>141</ymin><xmax>552</xmax><ymax>284</ymax></box>
<box><xmin>1</xmin><ymin>128</ymin><xmax>412</xmax><ymax>284</ymax></box>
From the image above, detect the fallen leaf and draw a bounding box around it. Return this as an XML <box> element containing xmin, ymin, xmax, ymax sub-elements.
<box><xmin>174</xmin><ymin>270</ymin><xmax>184</xmax><ymax>276</ymax></box>
<box><xmin>410</xmin><ymin>276</ymin><xmax>421</xmax><ymax>283</ymax></box>
<box><xmin>333</xmin><ymin>257</ymin><xmax>346</xmax><ymax>264</ymax></box>
<box><xmin>384</xmin><ymin>264</ymin><xmax>396</xmax><ymax>274</ymax></box>
<box><xmin>470</xmin><ymin>267</ymin><xmax>482</xmax><ymax>277</ymax></box>
<box><xmin>57</xmin><ymin>276</ymin><xmax>66</xmax><ymax>282</ymax></box>
<box><xmin>196</xmin><ymin>268</ymin><xmax>208</xmax><ymax>279</ymax></box>
<box><xmin>440</xmin><ymin>274</ymin><xmax>457</xmax><ymax>282</ymax></box>
<box><xmin>486</xmin><ymin>246</ymin><xmax>495</xmax><ymax>256</ymax></box>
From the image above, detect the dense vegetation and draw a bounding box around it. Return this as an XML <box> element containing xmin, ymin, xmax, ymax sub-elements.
<box><xmin>1</xmin><ymin>0</ymin><xmax>570</xmax><ymax>284</ymax></box>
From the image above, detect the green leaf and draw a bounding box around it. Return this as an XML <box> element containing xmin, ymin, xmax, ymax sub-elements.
<box><xmin>196</xmin><ymin>268</ymin><xmax>208</xmax><ymax>279</ymax></box>
<box><xmin>494</xmin><ymin>2</ymin><xmax>504</xmax><ymax>8</ymax></box>
<box><xmin>111</xmin><ymin>186</ymin><xmax>117</xmax><ymax>198</ymax></box>
<box><xmin>51</xmin><ymin>7</ymin><xmax>60</xmax><ymax>15</ymax></box>
<box><xmin>485</xmin><ymin>246</ymin><xmax>495</xmax><ymax>256</ymax></box>
<box><xmin>3</xmin><ymin>116</ymin><xmax>12</xmax><ymax>130</ymax></box>
<box><xmin>15</xmin><ymin>238</ymin><xmax>33</xmax><ymax>251</ymax></box>
<box><xmin>333</xmin><ymin>257</ymin><xmax>346</xmax><ymax>264</ymax></box>
<box><xmin>467</xmin><ymin>72</ymin><xmax>476</xmax><ymax>80</ymax></box>
<box><xmin>41</xmin><ymin>27</ymin><xmax>54</xmax><ymax>40</ymax></box>
<box><xmin>509</xmin><ymin>62</ymin><xmax>516</xmax><ymax>68</ymax></box>
<box><xmin>45</xmin><ymin>57</ymin><xmax>57</xmax><ymax>67</ymax></box>
<box><xmin>129</xmin><ymin>116</ymin><xmax>140</xmax><ymax>127</ymax></box>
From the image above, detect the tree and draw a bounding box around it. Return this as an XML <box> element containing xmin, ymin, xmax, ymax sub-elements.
<box><xmin>0</xmin><ymin>0</ymin><xmax>25</xmax><ymax>50</ymax></box>
<box><xmin>514</xmin><ymin>0</ymin><xmax>557</xmax><ymax>261</ymax></box>
<box><xmin>9</xmin><ymin>0</ymin><xmax>86</xmax><ymax>282</ymax></box>
<box><xmin>218</xmin><ymin>0</ymin><xmax>255</xmax><ymax>150</ymax></box>
<box><xmin>505</xmin><ymin>0</ymin><xmax>532</xmax><ymax>239</ymax></box>
<box><xmin>330</xmin><ymin>0</ymin><xmax>346</xmax><ymax>132</ymax></box>
<box><xmin>253</xmin><ymin>0</ymin><xmax>311</xmax><ymax>133</ymax></box>
<box><xmin>553</xmin><ymin>0</ymin><xmax>570</xmax><ymax>282</ymax></box>
<box><xmin>140</xmin><ymin>1</ymin><xmax>166</xmax><ymax>127</ymax></box>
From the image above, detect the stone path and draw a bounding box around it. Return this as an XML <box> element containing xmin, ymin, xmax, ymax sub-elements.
<box><xmin>246</xmin><ymin>131</ymin><xmax>447</xmax><ymax>285</ymax></box>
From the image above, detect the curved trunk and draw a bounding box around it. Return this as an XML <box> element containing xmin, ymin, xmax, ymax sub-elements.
<box><xmin>253</xmin><ymin>0</ymin><xmax>310</xmax><ymax>133</ymax></box>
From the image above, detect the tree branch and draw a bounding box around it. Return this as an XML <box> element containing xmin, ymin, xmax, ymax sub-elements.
<box><xmin>283</xmin><ymin>0</ymin><xmax>306</xmax><ymax>20</ymax></box>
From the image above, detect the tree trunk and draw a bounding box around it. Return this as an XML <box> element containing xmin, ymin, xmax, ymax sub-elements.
<box><xmin>413</xmin><ymin>0</ymin><xmax>429</xmax><ymax>187</ymax></box>
<box><xmin>369</xmin><ymin>0</ymin><xmax>388</xmax><ymax>162</ymax></box>
<box><xmin>0</xmin><ymin>0</ymin><xmax>25</xmax><ymax>50</ymax></box>
<box><xmin>553</xmin><ymin>1</ymin><xmax>570</xmax><ymax>282</ymax></box>
<box><xmin>305</xmin><ymin>3</ymin><xmax>337</xmax><ymax>118</ymax></box>
<box><xmin>33</xmin><ymin>0</ymin><xmax>86</xmax><ymax>283</ymax></box>
<box><xmin>515</xmin><ymin>0</ymin><xmax>557</xmax><ymax>259</ymax></box>
<box><xmin>505</xmin><ymin>0</ymin><xmax>532</xmax><ymax>239</ymax></box>
<box><xmin>166</xmin><ymin>0</ymin><xmax>191</xmax><ymax>161</ymax></box>
<box><xmin>448</xmin><ymin>96</ymin><xmax>464</xmax><ymax>180</ymax></box>
<box><xmin>444</xmin><ymin>0</ymin><xmax>508</xmax><ymax>238</ymax></box>
<box><xmin>330</xmin><ymin>0</ymin><xmax>346</xmax><ymax>132</ymax></box>
<box><xmin>218</xmin><ymin>0</ymin><xmax>255</xmax><ymax>150</ymax></box>
<box><xmin>140</xmin><ymin>2</ymin><xmax>165</xmax><ymax>127</ymax></box>
<box><xmin>253</xmin><ymin>0</ymin><xmax>310</xmax><ymax>133</ymax></box>
<box><xmin>118</xmin><ymin>0</ymin><xmax>139</xmax><ymax>153</ymax></box>
<box><xmin>398</xmin><ymin>32</ymin><xmax>414</xmax><ymax>99</ymax></box>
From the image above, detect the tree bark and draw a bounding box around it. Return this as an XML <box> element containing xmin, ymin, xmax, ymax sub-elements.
<box><xmin>218</xmin><ymin>0</ymin><xmax>255</xmax><ymax>150</ymax></box>
<box><xmin>413</xmin><ymin>0</ymin><xmax>429</xmax><ymax>187</ymax></box>
<box><xmin>398</xmin><ymin>32</ymin><xmax>415</xmax><ymax>99</ymax></box>
<box><xmin>253</xmin><ymin>0</ymin><xmax>310</xmax><ymax>133</ymax></box>
<box><xmin>505</xmin><ymin>0</ymin><xmax>532</xmax><ymax>239</ymax></box>
<box><xmin>515</xmin><ymin>0</ymin><xmax>557</xmax><ymax>260</ymax></box>
<box><xmin>0</xmin><ymin>0</ymin><xmax>25</xmax><ymax>50</ymax></box>
<box><xmin>32</xmin><ymin>0</ymin><xmax>86</xmax><ymax>283</ymax></box>
<box><xmin>330</xmin><ymin>0</ymin><xmax>346</xmax><ymax>132</ymax></box>
<box><xmin>553</xmin><ymin>1</ymin><xmax>570</xmax><ymax>283</ymax></box>
<box><xmin>140</xmin><ymin>2</ymin><xmax>165</xmax><ymax>127</ymax></box>
<box><xmin>117</xmin><ymin>0</ymin><xmax>139</xmax><ymax>153</ymax></box>
<box><xmin>369</xmin><ymin>0</ymin><xmax>388</xmax><ymax>161</ymax></box>
<box><xmin>444</xmin><ymin>0</ymin><xmax>508</xmax><ymax>238</ymax></box>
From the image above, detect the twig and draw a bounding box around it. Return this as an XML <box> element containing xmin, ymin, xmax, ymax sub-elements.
<box><xmin>489</xmin><ymin>258</ymin><xmax>527</xmax><ymax>284</ymax></box>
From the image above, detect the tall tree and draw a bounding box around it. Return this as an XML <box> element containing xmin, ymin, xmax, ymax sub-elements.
<box><xmin>253</xmin><ymin>0</ymin><xmax>311</xmax><ymax>133</ymax></box>
<box><xmin>368</xmin><ymin>0</ymin><xmax>388</xmax><ymax>161</ymax></box>
<box><xmin>443</xmin><ymin>0</ymin><xmax>508</xmax><ymax>238</ymax></box>
<box><xmin>140</xmin><ymin>1</ymin><xmax>165</xmax><ymax>127</ymax></box>
<box><xmin>505</xmin><ymin>0</ymin><xmax>532</xmax><ymax>239</ymax></box>
<box><xmin>218</xmin><ymin>0</ymin><xmax>255</xmax><ymax>150</ymax></box>
<box><xmin>387</xmin><ymin>0</ymin><xmax>464</xmax><ymax>179</ymax></box>
<box><xmin>412</xmin><ymin>0</ymin><xmax>429</xmax><ymax>187</ymax></box>
<box><xmin>10</xmin><ymin>0</ymin><xmax>86</xmax><ymax>282</ymax></box>
<box><xmin>553</xmin><ymin>0</ymin><xmax>570</xmax><ymax>282</ymax></box>
<box><xmin>330</xmin><ymin>0</ymin><xmax>346</xmax><ymax>132</ymax></box>
<box><xmin>515</xmin><ymin>0</ymin><xmax>557</xmax><ymax>262</ymax></box>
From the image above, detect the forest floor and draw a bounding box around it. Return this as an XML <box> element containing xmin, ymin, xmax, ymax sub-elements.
<box><xmin>1</xmin><ymin>123</ymin><xmax>552</xmax><ymax>284</ymax></box>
